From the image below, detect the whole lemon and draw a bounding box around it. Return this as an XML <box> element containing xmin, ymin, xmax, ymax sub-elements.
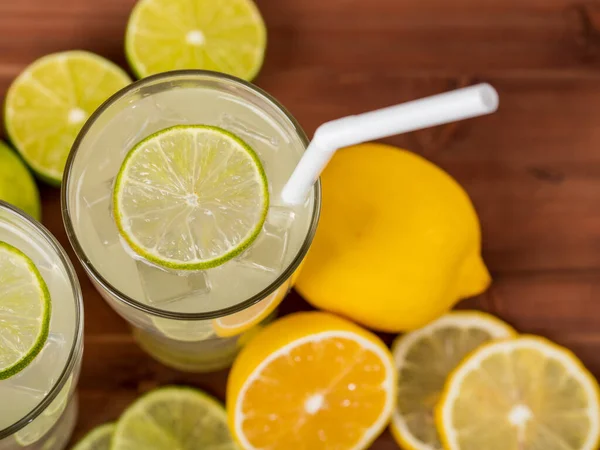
<box><xmin>296</xmin><ymin>143</ymin><xmax>490</xmax><ymax>332</ymax></box>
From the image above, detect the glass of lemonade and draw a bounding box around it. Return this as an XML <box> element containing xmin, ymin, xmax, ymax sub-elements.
<box><xmin>62</xmin><ymin>70</ymin><xmax>320</xmax><ymax>372</ymax></box>
<box><xmin>0</xmin><ymin>201</ymin><xmax>83</xmax><ymax>450</ymax></box>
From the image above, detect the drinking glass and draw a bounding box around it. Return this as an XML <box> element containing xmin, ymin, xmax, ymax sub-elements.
<box><xmin>62</xmin><ymin>71</ymin><xmax>320</xmax><ymax>372</ymax></box>
<box><xmin>0</xmin><ymin>201</ymin><xmax>83</xmax><ymax>450</ymax></box>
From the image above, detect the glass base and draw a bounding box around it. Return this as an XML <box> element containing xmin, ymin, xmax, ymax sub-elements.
<box><xmin>0</xmin><ymin>393</ymin><xmax>78</xmax><ymax>450</ymax></box>
<box><xmin>47</xmin><ymin>394</ymin><xmax>78</xmax><ymax>450</ymax></box>
<box><xmin>131</xmin><ymin>310</ymin><xmax>278</xmax><ymax>373</ymax></box>
<box><xmin>132</xmin><ymin>327</ymin><xmax>241</xmax><ymax>373</ymax></box>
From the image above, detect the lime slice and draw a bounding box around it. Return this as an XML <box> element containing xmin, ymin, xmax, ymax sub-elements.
<box><xmin>0</xmin><ymin>241</ymin><xmax>50</xmax><ymax>380</ymax></box>
<box><xmin>72</xmin><ymin>423</ymin><xmax>115</xmax><ymax>450</ymax></box>
<box><xmin>113</xmin><ymin>125</ymin><xmax>269</xmax><ymax>271</ymax></box>
<box><xmin>125</xmin><ymin>0</ymin><xmax>266</xmax><ymax>80</ymax></box>
<box><xmin>112</xmin><ymin>386</ymin><xmax>237</xmax><ymax>449</ymax></box>
<box><xmin>15</xmin><ymin>376</ymin><xmax>73</xmax><ymax>446</ymax></box>
<box><xmin>0</xmin><ymin>141</ymin><xmax>41</xmax><ymax>220</ymax></box>
<box><xmin>5</xmin><ymin>51</ymin><xmax>131</xmax><ymax>185</ymax></box>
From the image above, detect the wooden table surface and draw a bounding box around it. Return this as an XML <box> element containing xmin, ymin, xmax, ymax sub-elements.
<box><xmin>2</xmin><ymin>0</ymin><xmax>600</xmax><ymax>448</ymax></box>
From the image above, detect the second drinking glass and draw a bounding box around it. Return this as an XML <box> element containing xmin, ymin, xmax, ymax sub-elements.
<box><xmin>62</xmin><ymin>70</ymin><xmax>321</xmax><ymax>372</ymax></box>
<box><xmin>0</xmin><ymin>201</ymin><xmax>83</xmax><ymax>450</ymax></box>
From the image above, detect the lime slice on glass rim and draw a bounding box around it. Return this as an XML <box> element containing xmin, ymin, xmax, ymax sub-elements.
<box><xmin>72</xmin><ymin>423</ymin><xmax>115</xmax><ymax>450</ymax></box>
<box><xmin>111</xmin><ymin>386</ymin><xmax>237</xmax><ymax>450</ymax></box>
<box><xmin>0</xmin><ymin>241</ymin><xmax>50</xmax><ymax>380</ymax></box>
<box><xmin>125</xmin><ymin>0</ymin><xmax>266</xmax><ymax>80</ymax></box>
<box><xmin>4</xmin><ymin>51</ymin><xmax>131</xmax><ymax>185</ymax></box>
<box><xmin>113</xmin><ymin>125</ymin><xmax>269</xmax><ymax>271</ymax></box>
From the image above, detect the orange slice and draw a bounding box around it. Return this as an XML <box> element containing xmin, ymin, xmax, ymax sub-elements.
<box><xmin>212</xmin><ymin>281</ymin><xmax>289</xmax><ymax>337</ymax></box>
<box><xmin>227</xmin><ymin>311</ymin><xmax>396</xmax><ymax>450</ymax></box>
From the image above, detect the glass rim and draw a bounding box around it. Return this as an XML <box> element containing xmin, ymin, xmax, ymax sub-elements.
<box><xmin>0</xmin><ymin>201</ymin><xmax>84</xmax><ymax>439</ymax></box>
<box><xmin>61</xmin><ymin>69</ymin><xmax>321</xmax><ymax>321</ymax></box>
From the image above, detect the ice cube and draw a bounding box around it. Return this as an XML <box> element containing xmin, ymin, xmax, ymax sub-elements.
<box><xmin>82</xmin><ymin>178</ymin><xmax>118</xmax><ymax>247</ymax></box>
<box><xmin>7</xmin><ymin>334</ymin><xmax>66</xmax><ymax>399</ymax></box>
<box><xmin>220</xmin><ymin>113</ymin><xmax>279</xmax><ymax>150</ymax></box>
<box><xmin>236</xmin><ymin>206</ymin><xmax>295</xmax><ymax>273</ymax></box>
<box><xmin>265</xmin><ymin>205</ymin><xmax>296</xmax><ymax>234</ymax></box>
<box><xmin>136</xmin><ymin>261</ymin><xmax>211</xmax><ymax>306</ymax></box>
<box><xmin>239</xmin><ymin>230</ymin><xmax>288</xmax><ymax>273</ymax></box>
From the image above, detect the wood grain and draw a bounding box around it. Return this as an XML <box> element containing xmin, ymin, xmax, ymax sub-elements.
<box><xmin>2</xmin><ymin>0</ymin><xmax>600</xmax><ymax>448</ymax></box>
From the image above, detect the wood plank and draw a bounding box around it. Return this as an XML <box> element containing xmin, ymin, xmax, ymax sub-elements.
<box><xmin>2</xmin><ymin>0</ymin><xmax>600</xmax><ymax>448</ymax></box>
<box><xmin>76</xmin><ymin>273</ymin><xmax>600</xmax><ymax>380</ymax></box>
<box><xmin>69</xmin><ymin>272</ymin><xmax>600</xmax><ymax>447</ymax></box>
<box><xmin>0</xmin><ymin>0</ymin><xmax>600</xmax><ymax>79</ymax></box>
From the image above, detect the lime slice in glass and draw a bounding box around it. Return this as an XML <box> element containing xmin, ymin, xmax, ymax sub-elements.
<box><xmin>72</xmin><ymin>423</ymin><xmax>115</xmax><ymax>450</ymax></box>
<box><xmin>0</xmin><ymin>241</ymin><xmax>50</xmax><ymax>380</ymax></box>
<box><xmin>125</xmin><ymin>0</ymin><xmax>266</xmax><ymax>80</ymax></box>
<box><xmin>112</xmin><ymin>386</ymin><xmax>237</xmax><ymax>450</ymax></box>
<box><xmin>4</xmin><ymin>51</ymin><xmax>131</xmax><ymax>185</ymax></box>
<box><xmin>0</xmin><ymin>141</ymin><xmax>41</xmax><ymax>220</ymax></box>
<box><xmin>113</xmin><ymin>125</ymin><xmax>269</xmax><ymax>271</ymax></box>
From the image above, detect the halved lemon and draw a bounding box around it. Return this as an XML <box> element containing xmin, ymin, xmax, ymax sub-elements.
<box><xmin>227</xmin><ymin>311</ymin><xmax>396</xmax><ymax>450</ymax></box>
<box><xmin>437</xmin><ymin>336</ymin><xmax>600</xmax><ymax>450</ymax></box>
<box><xmin>113</xmin><ymin>125</ymin><xmax>269</xmax><ymax>271</ymax></box>
<box><xmin>390</xmin><ymin>311</ymin><xmax>516</xmax><ymax>450</ymax></box>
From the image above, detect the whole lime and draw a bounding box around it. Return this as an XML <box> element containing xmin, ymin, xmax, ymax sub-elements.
<box><xmin>0</xmin><ymin>141</ymin><xmax>41</xmax><ymax>219</ymax></box>
<box><xmin>296</xmin><ymin>143</ymin><xmax>490</xmax><ymax>332</ymax></box>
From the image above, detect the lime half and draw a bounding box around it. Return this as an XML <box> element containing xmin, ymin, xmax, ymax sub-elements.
<box><xmin>125</xmin><ymin>0</ymin><xmax>266</xmax><ymax>80</ymax></box>
<box><xmin>0</xmin><ymin>241</ymin><xmax>50</xmax><ymax>380</ymax></box>
<box><xmin>112</xmin><ymin>386</ymin><xmax>237</xmax><ymax>450</ymax></box>
<box><xmin>0</xmin><ymin>141</ymin><xmax>41</xmax><ymax>220</ymax></box>
<box><xmin>72</xmin><ymin>423</ymin><xmax>115</xmax><ymax>450</ymax></box>
<box><xmin>5</xmin><ymin>51</ymin><xmax>131</xmax><ymax>185</ymax></box>
<box><xmin>113</xmin><ymin>125</ymin><xmax>269</xmax><ymax>271</ymax></box>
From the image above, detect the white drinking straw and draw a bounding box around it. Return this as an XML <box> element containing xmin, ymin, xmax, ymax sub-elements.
<box><xmin>280</xmin><ymin>83</ymin><xmax>499</xmax><ymax>205</ymax></box>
